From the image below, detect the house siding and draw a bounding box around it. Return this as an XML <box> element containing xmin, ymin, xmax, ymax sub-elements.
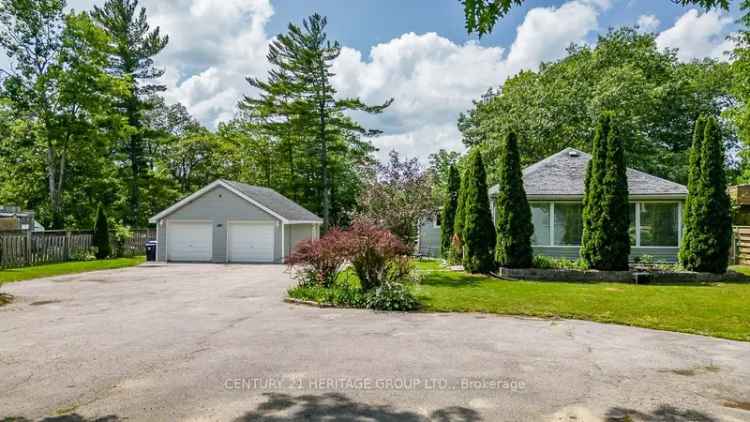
<box><xmin>156</xmin><ymin>185</ymin><xmax>282</xmax><ymax>263</ymax></box>
<box><xmin>418</xmin><ymin>219</ymin><xmax>441</xmax><ymax>257</ymax></box>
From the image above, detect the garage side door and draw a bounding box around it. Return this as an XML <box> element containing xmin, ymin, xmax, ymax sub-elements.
<box><xmin>167</xmin><ymin>221</ymin><xmax>213</xmax><ymax>262</ymax></box>
<box><xmin>228</xmin><ymin>222</ymin><xmax>275</xmax><ymax>263</ymax></box>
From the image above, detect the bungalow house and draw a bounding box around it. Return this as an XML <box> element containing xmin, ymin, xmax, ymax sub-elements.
<box><xmin>418</xmin><ymin>148</ymin><xmax>688</xmax><ymax>262</ymax></box>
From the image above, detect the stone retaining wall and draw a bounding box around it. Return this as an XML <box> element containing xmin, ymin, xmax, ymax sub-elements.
<box><xmin>495</xmin><ymin>267</ymin><xmax>748</xmax><ymax>284</ymax></box>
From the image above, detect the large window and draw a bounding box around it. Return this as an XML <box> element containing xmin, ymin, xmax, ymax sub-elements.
<box><xmin>639</xmin><ymin>203</ymin><xmax>679</xmax><ymax>247</ymax></box>
<box><xmin>554</xmin><ymin>203</ymin><xmax>582</xmax><ymax>245</ymax></box>
<box><xmin>526</xmin><ymin>201</ymin><xmax>680</xmax><ymax>248</ymax></box>
<box><xmin>531</xmin><ymin>203</ymin><xmax>551</xmax><ymax>246</ymax></box>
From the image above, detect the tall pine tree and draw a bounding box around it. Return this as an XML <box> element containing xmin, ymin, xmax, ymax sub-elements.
<box><xmin>495</xmin><ymin>132</ymin><xmax>533</xmax><ymax>268</ymax></box>
<box><xmin>461</xmin><ymin>150</ymin><xmax>496</xmax><ymax>273</ymax></box>
<box><xmin>241</xmin><ymin>14</ymin><xmax>392</xmax><ymax>229</ymax></box>
<box><xmin>440</xmin><ymin>165</ymin><xmax>460</xmax><ymax>258</ymax></box>
<box><xmin>580</xmin><ymin>114</ymin><xmax>611</xmax><ymax>269</ymax></box>
<box><xmin>598</xmin><ymin>124</ymin><xmax>630</xmax><ymax>270</ymax></box>
<box><xmin>92</xmin><ymin>0</ymin><xmax>168</xmax><ymax>226</ymax></box>
<box><xmin>679</xmin><ymin>116</ymin><xmax>706</xmax><ymax>269</ymax></box>
<box><xmin>684</xmin><ymin>117</ymin><xmax>732</xmax><ymax>273</ymax></box>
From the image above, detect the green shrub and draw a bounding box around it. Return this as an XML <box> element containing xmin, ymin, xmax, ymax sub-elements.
<box><xmin>70</xmin><ymin>247</ymin><xmax>97</xmax><ymax>262</ymax></box>
<box><xmin>92</xmin><ymin>204</ymin><xmax>111</xmax><ymax>260</ymax></box>
<box><xmin>532</xmin><ymin>255</ymin><xmax>588</xmax><ymax>270</ymax></box>
<box><xmin>495</xmin><ymin>132</ymin><xmax>534</xmax><ymax>268</ymax></box>
<box><xmin>635</xmin><ymin>254</ymin><xmax>656</xmax><ymax>266</ymax></box>
<box><xmin>581</xmin><ymin>114</ymin><xmax>610</xmax><ymax>268</ymax></box>
<box><xmin>112</xmin><ymin>224</ymin><xmax>133</xmax><ymax>258</ymax></box>
<box><xmin>365</xmin><ymin>282</ymin><xmax>419</xmax><ymax>311</ymax></box>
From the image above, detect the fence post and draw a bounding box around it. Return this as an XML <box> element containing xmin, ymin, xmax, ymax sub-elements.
<box><xmin>25</xmin><ymin>230</ymin><xmax>32</xmax><ymax>267</ymax></box>
<box><xmin>64</xmin><ymin>230</ymin><xmax>71</xmax><ymax>261</ymax></box>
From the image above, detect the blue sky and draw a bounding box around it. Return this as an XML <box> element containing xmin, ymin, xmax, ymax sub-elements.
<box><xmin>59</xmin><ymin>0</ymin><xmax>740</xmax><ymax>161</ymax></box>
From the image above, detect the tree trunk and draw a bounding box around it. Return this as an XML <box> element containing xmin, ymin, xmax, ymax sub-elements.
<box><xmin>46</xmin><ymin>144</ymin><xmax>64</xmax><ymax>229</ymax></box>
<box><xmin>319</xmin><ymin>99</ymin><xmax>330</xmax><ymax>229</ymax></box>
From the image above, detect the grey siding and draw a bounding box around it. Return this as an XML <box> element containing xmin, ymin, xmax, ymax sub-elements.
<box><xmin>532</xmin><ymin>246</ymin><xmax>681</xmax><ymax>263</ymax></box>
<box><xmin>156</xmin><ymin>186</ymin><xmax>282</xmax><ymax>263</ymax></box>
<box><xmin>418</xmin><ymin>219</ymin><xmax>441</xmax><ymax>257</ymax></box>
<box><xmin>284</xmin><ymin>224</ymin><xmax>318</xmax><ymax>257</ymax></box>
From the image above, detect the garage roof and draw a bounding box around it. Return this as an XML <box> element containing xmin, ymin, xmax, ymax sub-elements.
<box><xmin>149</xmin><ymin>179</ymin><xmax>323</xmax><ymax>224</ymax></box>
<box><xmin>221</xmin><ymin>180</ymin><xmax>323</xmax><ymax>223</ymax></box>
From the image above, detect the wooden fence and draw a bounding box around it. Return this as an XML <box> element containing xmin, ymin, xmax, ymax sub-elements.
<box><xmin>0</xmin><ymin>229</ymin><xmax>155</xmax><ymax>269</ymax></box>
<box><xmin>733</xmin><ymin>226</ymin><xmax>750</xmax><ymax>265</ymax></box>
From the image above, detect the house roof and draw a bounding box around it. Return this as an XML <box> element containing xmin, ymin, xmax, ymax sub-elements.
<box><xmin>149</xmin><ymin>179</ymin><xmax>323</xmax><ymax>224</ymax></box>
<box><xmin>488</xmin><ymin>148</ymin><xmax>688</xmax><ymax>199</ymax></box>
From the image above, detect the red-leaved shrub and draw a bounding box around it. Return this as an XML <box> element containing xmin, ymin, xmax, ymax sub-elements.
<box><xmin>286</xmin><ymin>222</ymin><xmax>410</xmax><ymax>290</ymax></box>
<box><xmin>346</xmin><ymin>221</ymin><xmax>410</xmax><ymax>290</ymax></box>
<box><xmin>285</xmin><ymin>228</ymin><xmax>350</xmax><ymax>287</ymax></box>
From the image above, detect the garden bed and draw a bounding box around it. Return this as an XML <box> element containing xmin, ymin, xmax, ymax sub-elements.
<box><xmin>495</xmin><ymin>266</ymin><xmax>749</xmax><ymax>284</ymax></box>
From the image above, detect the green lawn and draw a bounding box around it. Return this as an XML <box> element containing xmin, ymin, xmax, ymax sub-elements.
<box><xmin>0</xmin><ymin>257</ymin><xmax>145</xmax><ymax>284</ymax></box>
<box><xmin>413</xmin><ymin>260</ymin><xmax>750</xmax><ymax>341</ymax></box>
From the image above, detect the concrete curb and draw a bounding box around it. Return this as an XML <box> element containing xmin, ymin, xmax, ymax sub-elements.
<box><xmin>284</xmin><ymin>297</ymin><xmax>335</xmax><ymax>308</ymax></box>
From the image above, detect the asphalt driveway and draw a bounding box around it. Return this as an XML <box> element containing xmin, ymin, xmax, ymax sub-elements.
<box><xmin>1</xmin><ymin>264</ymin><xmax>749</xmax><ymax>421</ymax></box>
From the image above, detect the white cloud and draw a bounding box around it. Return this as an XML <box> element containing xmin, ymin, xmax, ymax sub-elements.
<box><xmin>332</xmin><ymin>0</ymin><xmax>604</xmax><ymax>161</ymax></box>
<box><xmin>656</xmin><ymin>9</ymin><xmax>734</xmax><ymax>61</ymax></box>
<box><xmin>143</xmin><ymin>0</ymin><xmax>274</xmax><ymax>127</ymax></box>
<box><xmin>637</xmin><ymin>14</ymin><xmax>660</xmax><ymax>32</ymax></box>
<box><xmin>504</xmin><ymin>1</ymin><xmax>600</xmax><ymax>73</ymax></box>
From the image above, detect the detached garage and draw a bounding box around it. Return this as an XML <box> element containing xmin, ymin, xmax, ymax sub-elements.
<box><xmin>149</xmin><ymin>179</ymin><xmax>322</xmax><ymax>263</ymax></box>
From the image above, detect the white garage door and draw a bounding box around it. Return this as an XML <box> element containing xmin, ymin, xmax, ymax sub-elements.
<box><xmin>228</xmin><ymin>222</ymin><xmax>275</xmax><ymax>263</ymax></box>
<box><xmin>167</xmin><ymin>221</ymin><xmax>213</xmax><ymax>262</ymax></box>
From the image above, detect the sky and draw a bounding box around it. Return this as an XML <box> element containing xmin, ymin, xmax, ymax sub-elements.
<box><xmin>59</xmin><ymin>0</ymin><xmax>742</xmax><ymax>162</ymax></box>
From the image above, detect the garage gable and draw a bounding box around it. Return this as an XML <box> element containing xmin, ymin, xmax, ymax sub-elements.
<box><xmin>166</xmin><ymin>185</ymin><xmax>278</xmax><ymax>223</ymax></box>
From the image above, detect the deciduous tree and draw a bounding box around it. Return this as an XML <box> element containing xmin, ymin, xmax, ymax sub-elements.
<box><xmin>357</xmin><ymin>151</ymin><xmax>435</xmax><ymax>247</ymax></box>
<box><xmin>461</xmin><ymin>0</ymin><xmax>732</xmax><ymax>36</ymax></box>
<box><xmin>459</xmin><ymin>29</ymin><xmax>734</xmax><ymax>186</ymax></box>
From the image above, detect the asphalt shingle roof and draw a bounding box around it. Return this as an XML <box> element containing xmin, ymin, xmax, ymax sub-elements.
<box><xmin>488</xmin><ymin>148</ymin><xmax>687</xmax><ymax>198</ymax></box>
<box><xmin>222</xmin><ymin>180</ymin><xmax>323</xmax><ymax>222</ymax></box>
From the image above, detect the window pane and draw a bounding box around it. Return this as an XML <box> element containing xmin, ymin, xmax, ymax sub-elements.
<box><xmin>554</xmin><ymin>203</ymin><xmax>582</xmax><ymax>245</ymax></box>
<box><xmin>629</xmin><ymin>203</ymin><xmax>636</xmax><ymax>246</ymax></box>
<box><xmin>640</xmin><ymin>203</ymin><xmax>678</xmax><ymax>246</ymax></box>
<box><xmin>531</xmin><ymin>203</ymin><xmax>551</xmax><ymax>245</ymax></box>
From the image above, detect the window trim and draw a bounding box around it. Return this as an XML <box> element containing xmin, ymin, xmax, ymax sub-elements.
<box><xmin>634</xmin><ymin>200</ymin><xmax>682</xmax><ymax>248</ymax></box>
<box><xmin>527</xmin><ymin>200</ymin><xmax>682</xmax><ymax>249</ymax></box>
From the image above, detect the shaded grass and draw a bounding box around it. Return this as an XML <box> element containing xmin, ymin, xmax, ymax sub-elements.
<box><xmin>0</xmin><ymin>257</ymin><xmax>145</xmax><ymax>284</ymax></box>
<box><xmin>413</xmin><ymin>261</ymin><xmax>750</xmax><ymax>341</ymax></box>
